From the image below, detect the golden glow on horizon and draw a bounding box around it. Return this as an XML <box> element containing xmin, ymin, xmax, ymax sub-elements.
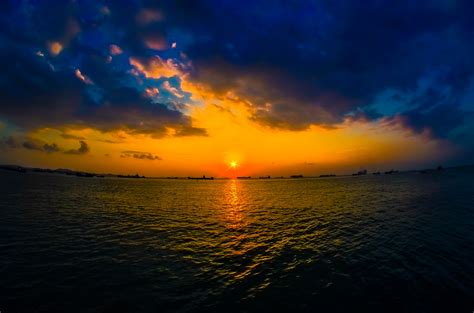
<box><xmin>11</xmin><ymin>107</ymin><xmax>454</xmax><ymax>178</ymax></box>
<box><xmin>4</xmin><ymin>59</ymin><xmax>456</xmax><ymax>177</ymax></box>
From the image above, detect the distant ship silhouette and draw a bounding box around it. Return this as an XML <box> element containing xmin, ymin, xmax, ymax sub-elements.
<box><xmin>188</xmin><ymin>175</ymin><xmax>214</xmax><ymax>180</ymax></box>
<box><xmin>352</xmin><ymin>169</ymin><xmax>367</xmax><ymax>176</ymax></box>
<box><xmin>237</xmin><ymin>176</ymin><xmax>251</xmax><ymax>179</ymax></box>
<box><xmin>290</xmin><ymin>175</ymin><xmax>303</xmax><ymax>178</ymax></box>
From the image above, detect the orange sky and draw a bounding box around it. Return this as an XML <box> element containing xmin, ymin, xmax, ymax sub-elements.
<box><xmin>2</xmin><ymin>94</ymin><xmax>456</xmax><ymax>177</ymax></box>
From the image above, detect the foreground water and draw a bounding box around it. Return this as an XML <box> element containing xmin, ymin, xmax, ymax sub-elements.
<box><xmin>1</xmin><ymin>168</ymin><xmax>473</xmax><ymax>313</ymax></box>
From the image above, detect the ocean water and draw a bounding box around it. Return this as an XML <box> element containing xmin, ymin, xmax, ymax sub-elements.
<box><xmin>1</xmin><ymin>168</ymin><xmax>473</xmax><ymax>313</ymax></box>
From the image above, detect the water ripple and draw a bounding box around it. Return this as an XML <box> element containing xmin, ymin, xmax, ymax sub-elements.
<box><xmin>0</xmin><ymin>169</ymin><xmax>473</xmax><ymax>312</ymax></box>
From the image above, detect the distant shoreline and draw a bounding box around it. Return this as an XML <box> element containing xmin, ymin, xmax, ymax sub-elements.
<box><xmin>1</xmin><ymin>164</ymin><xmax>472</xmax><ymax>181</ymax></box>
<box><xmin>0</xmin><ymin>164</ymin><xmax>145</xmax><ymax>179</ymax></box>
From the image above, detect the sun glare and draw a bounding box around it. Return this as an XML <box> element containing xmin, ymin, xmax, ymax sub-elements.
<box><xmin>230</xmin><ymin>161</ymin><xmax>238</xmax><ymax>169</ymax></box>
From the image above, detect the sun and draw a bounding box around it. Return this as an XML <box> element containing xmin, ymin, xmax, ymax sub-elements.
<box><xmin>230</xmin><ymin>161</ymin><xmax>238</xmax><ymax>169</ymax></box>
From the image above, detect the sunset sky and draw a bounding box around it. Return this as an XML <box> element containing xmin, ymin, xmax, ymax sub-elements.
<box><xmin>1</xmin><ymin>1</ymin><xmax>473</xmax><ymax>177</ymax></box>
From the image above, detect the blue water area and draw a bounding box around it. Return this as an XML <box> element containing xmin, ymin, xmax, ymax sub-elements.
<box><xmin>0</xmin><ymin>168</ymin><xmax>473</xmax><ymax>312</ymax></box>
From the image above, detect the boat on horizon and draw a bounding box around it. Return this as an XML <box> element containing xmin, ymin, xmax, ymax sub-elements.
<box><xmin>237</xmin><ymin>176</ymin><xmax>251</xmax><ymax>179</ymax></box>
<box><xmin>352</xmin><ymin>169</ymin><xmax>367</xmax><ymax>176</ymax></box>
<box><xmin>188</xmin><ymin>175</ymin><xmax>214</xmax><ymax>180</ymax></box>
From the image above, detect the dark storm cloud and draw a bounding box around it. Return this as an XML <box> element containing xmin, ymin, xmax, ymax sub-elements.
<box><xmin>120</xmin><ymin>150</ymin><xmax>161</xmax><ymax>161</ymax></box>
<box><xmin>0</xmin><ymin>1</ymin><xmax>203</xmax><ymax>137</ymax></box>
<box><xmin>0</xmin><ymin>38</ymin><xmax>193</xmax><ymax>137</ymax></box>
<box><xmin>382</xmin><ymin>78</ymin><xmax>474</xmax><ymax>138</ymax></box>
<box><xmin>0</xmin><ymin>0</ymin><xmax>473</xmax><ymax>143</ymax></box>
<box><xmin>154</xmin><ymin>0</ymin><xmax>474</xmax><ymax>138</ymax></box>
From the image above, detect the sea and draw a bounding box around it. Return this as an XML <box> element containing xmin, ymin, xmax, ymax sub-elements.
<box><xmin>1</xmin><ymin>167</ymin><xmax>473</xmax><ymax>312</ymax></box>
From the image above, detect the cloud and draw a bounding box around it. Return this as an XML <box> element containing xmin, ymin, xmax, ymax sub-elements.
<box><xmin>22</xmin><ymin>139</ymin><xmax>60</xmax><ymax>154</ymax></box>
<box><xmin>136</xmin><ymin>9</ymin><xmax>163</xmax><ymax>26</ymax></box>
<box><xmin>0</xmin><ymin>42</ymin><xmax>197</xmax><ymax>137</ymax></box>
<box><xmin>155</xmin><ymin>1</ymin><xmax>474</xmax><ymax>139</ymax></box>
<box><xmin>74</xmin><ymin>69</ymin><xmax>93</xmax><ymax>85</ymax></box>
<box><xmin>174</xmin><ymin>126</ymin><xmax>208</xmax><ymax>137</ymax></box>
<box><xmin>1</xmin><ymin>0</ymin><xmax>473</xmax><ymax>148</ymax></box>
<box><xmin>64</xmin><ymin>141</ymin><xmax>90</xmax><ymax>155</ymax></box>
<box><xmin>60</xmin><ymin>133</ymin><xmax>85</xmax><ymax>140</ymax></box>
<box><xmin>0</xmin><ymin>2</ymin><xmax>204</xmax><ymax>138</ymax></box>
<box><xmin>109</xmin><ymin>44</ymin><xmax>123</xmax><ymax>55</ymax></box>
<box><xmin>120</xmin><ymin>150</ymin><xmax>162</xmax><ymax>161</ymax></box>
<box><xmin>129</xmin><ymin>56</ymin><xmax>186</xmax><ymax>79</ymax></box>
<box><xmin>1</xmin><ymin>136</ymin><xmax>88</xmax><ymax>155</ymax></box>
<box><xmin>43</xmin><ymin>143</ymin><xmax>61</xmax><ymax>153</ymax></box>
<box><xmin>162</xmin><ymin>81</ymin><xmax>184</xmax><ymax>98</ymax></box>
<box><xmin>22</xmin><ymin>140</ymin><xmax>44</xmax><ymax>151</ymax></box>
<box><xmin>144</xmin><ymin>36</ymin><xmax>168</xmax><ymax>51</ymax></box>
<box><xmin>47</xmin><ymin>41</ymin><xmax>63</xmax><ymax>56</ymax></box>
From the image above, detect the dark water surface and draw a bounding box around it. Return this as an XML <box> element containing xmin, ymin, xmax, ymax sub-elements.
<box><xmin>1</xmin><ymin>168</ymin><xmax>473</xmax><ymax>312</ymax></box>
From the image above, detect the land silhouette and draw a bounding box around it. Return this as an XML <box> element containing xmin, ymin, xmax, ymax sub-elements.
<box><xmin>0</xmin><ymin>163</ymin><xmax>465</xmax><ymax>180</ymax></box>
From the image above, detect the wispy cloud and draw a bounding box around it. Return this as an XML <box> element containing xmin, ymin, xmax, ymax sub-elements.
<box><xmin>60</xmin><ymin>133</ymin><xmax>85</xmax><ymax>140</ymax></box>
<box><xmin>1</xmin><ymin>136</ymin><xmax>89</xmax><ymax>155</ymax></box>
<box><xmin>120</xmin><ymin>150</ymin><xmax>162</xmax><ymax>161</ymax></box>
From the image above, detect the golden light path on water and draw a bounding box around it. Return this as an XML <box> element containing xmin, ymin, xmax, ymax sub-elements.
<box><xmin>224</xmin><ymin>179</ymin><xmax>244</xmax><ymax>230</ymax></box>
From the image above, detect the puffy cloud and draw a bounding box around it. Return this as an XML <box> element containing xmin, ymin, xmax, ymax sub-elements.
<box><xmin>120</xmin><ymin>150</ymin><xmax>161</xmax><ymax>160</ymax></box>
<box><xmin>60</xmin><ymin>133</ymin><xmax>85</xmax><ymax>140</ymax></box>
<box><xmin>162</xmin><ymin>81</ymin><xmax>184</xmax><ymax>98</ymax></box>
<box><xmin>65</xmin><ymin>141</ymin><xmax>90</xmax><ymax>155</ymax></box>
<box><xmin>0</xmin><ymin>2</ymin><xmax>204</xmax><ymax>138</ymax></box>
<box><xmin>174</xmin><ymin>126</ymin><xmax>208</xmax><ymax>137</ymax></box>
<box><xmin>0</xmin><ymin>136</ymin><xmax>87</xmax><ymax>155</ymax></box>
<box><xmin>43</xmin><ymin>143</ymin><xmax>61</xmax><ymax>154</ymax></box>
<box><xmin>135</xmin><ymin>9</ymin><xmax>163</xmax><ymax>26</ymax></box>
<box><xmin>47</xmin><ymin>41</ymin><xmax>63</xmax><ymax>56</ymax></box>
<box><xmin>154</xmin><ymin>0</ymin><xmax>474</xmax><ymax>140</ymax></box>
<box><xmin>109</xmin><ymin>44</ymin><xmax>123</xmax><ymax>55</ymax></box>
<box><xmin>145</xmin><ymin>87</ymin><xmax>160</xmax><ymax>97</ymax></box>
<box><xmin>144</xmin><ymin>36</ymin><xmax>168</xmax><ymax>51</ymax></box>
<box><xmin>129</xmin><ymin>56</ymin><xmax>186</xmax><ymax>79</ymax></box>
<box><xmin>0</xmin><ymin>42</ymin><xmax>196</xmax><ymax>138</ymax></box>
<box><xmin>74</xmin><ymin>69</ymin><xmax>93</xmax><ymax>85</ymax></box>
<box><xmin>22</xmin><ymin>139</ymin><xmax>44</xmax><ymax>152</ymax></box>
<box><xmin>1</xmin><ymin>0</ymin><xmax>473</xmax><ymax>147</ymax></box>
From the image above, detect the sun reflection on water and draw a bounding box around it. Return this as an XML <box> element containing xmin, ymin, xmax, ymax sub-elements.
<box><xmin>223</xmin><ymin>179</ymin><xmax>245</xmax><ymax>230</ymax></box>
